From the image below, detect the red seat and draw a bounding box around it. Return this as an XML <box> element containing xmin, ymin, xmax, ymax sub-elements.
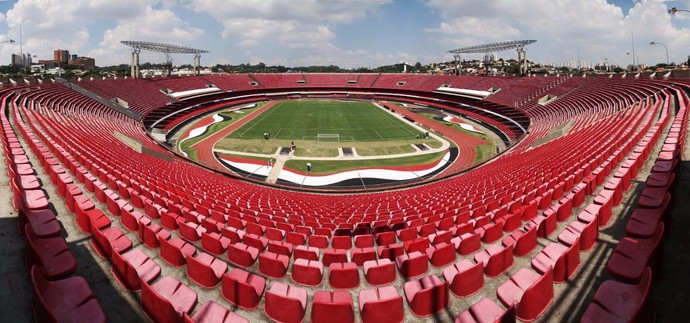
<box><xmin>220</xmin><ymin>226</ymin><xmax>245</xmax><ymax>244</ymax></box>
<box><xmin>22</xmin><ymin>208</ymin><xmax>60</xmax><ymax>238</ymax></box>
<box><xmin>524</xmin><ymin>208</ymin><xmax>557</xmax><ymax>238</ymax></box>
<box><xmin>425</xmin><ymin>242</ymin><xmax>456</xmax><ymax>267</ymax></box>
<box><xmin>121</xmin><ymin>208</ymin><xmax>146</xmax><ymax>232</ymax></box>
<box><xmin>259</xmin><ymin>251</ymin><xmax>290</xmax><ymax>278</ymax></box>
<box><xmin>474</xmin><ymin>243</ymin><xmax>514</xmax><ymax>277</ymax></box>
<box><xmin>429</xmin><ymin>230</ymin><xmax>452</xmax><ymax>245</ymax></box>
<box><xmin>90</xmin><ymin>225</ymin><xmax>132</xmax><ymax>259</ymax></box>
<box><xmin>292</xmin><ymin>258</ymin><xmax>324</xmax><ymax>286</ymax></box>
<box><xmin>418</xmin><ymin>222</ymin><xmax>436</xmax><ymax>238</ymax></box>
<box><xmin>265</xmin><ymin>227</ymin><xmax>285</xmax><ymax>241</ymax></box>
<box><xmin>183</xmin><ymin>300</ymin><xmax>249</xmax><ymax>323</ymax></box>
<box><xmin>286</xmin><ymin>231</ymin><xmax>307</xmax><ymax>246</ymax></box>
<box><xmin>593</xmin><ymin>190</ymin><xmax>614</xmax><ymax>226</ymax></box>
<box><xmin>403</xmin><ymin>237</ymin><xmax>430</xmax><ymax>254</ymax></box>
<box><xmin>555</xmin><ymin>193</ymin><xmax>574</xmax><ymax>221</ymax></box>
<box><xmin>187</xmin><ymin>252</ymin><xmax>228</xmax><ymax>288</ymax></box>
<box><xmin>443</xmin><ymin>260</ymin><xmax>484</xmax><ymax>297</ymax></box>
<box><xmin>332</xmin><ymin>235</ymin><xmax>353</xmax><ymax>250</ymax></box>
<box><xmin>268</xmin><ymin>240</ymin><xmax>294</xmax><ymax>257</ymax></box>
<box><xmin>396</xmin><ymin>227</ymin><xmax>417</xmax><ymax>241</ymax></box>
<box><xmin>312</xmin><ymin>290</ymin><xmax>354</xmax><ymax>323</ymax></box>
<box><xmin>607</xmin><ymin>223</ymin><xmax>664</xmax><ymax>283</ymax></box>
<box><xmin>404</xmin><ymin>274</ymin><xmax>449</xmax><ymax>317</ymax></box>
<box><xmin>377</xmin><ymin>243</ymin><xmax>404</xmax><ymax>261</ymax></box>
<box><xmin>520</xmin><ymin>200</ymin><xmax>539</xmax><ymax>221</ymax></box>
<box><xmin>497</xmin><ymin>267</ymin><xmax>554</xmax><ymax>322</ymax></box>
<box><xmin>646</xmin><ymin>172</ymin><xmax>675</xmax><ymax>189</ymax></box>
<box><xmin>477</xmin><ymin>221</ymin><xmax>503</xmax><ymax>243</ymax></box>
<box><xmin>531</xmin><ymin>240</ymin><xmax>580</xmax><ymax>283</ymax></box>
<box><xmin>502</xmin><ymin>227</ymin><xmax>537</xmax><ymax>257</ymax></box>
<box><xmin>242</xmin><ymin>233</ymin><xmax>268</xmax><ymax>252</ymax></box>
<box><xmin>308</xmin><ymin>234</ymin><xmax>329</xmax><ymax>248</ymax></box>
<box><xmin>138</xmin><ymin>220</ymin><xmax>170</xmax><ymax>248</ymax></box>
<box><xmin>363</xmin><ymin>259</ymin><xmax>396</xmax><ymax>286</ymax></box>
<box><xmin>558</xmin><ymin>217</ymin><xmax>598</xmax><ymax>251</ymax></box>
<box><xmin>227</xmin><ymin>242</ymin><xmax>259</xmax><ymax>267</ymax></box>
<box><xmin>454</xmin><ymin>297</ymin><xmax>515</xmax><ymax>323</ymax></box>
<box><xmin>111</xmin><ymin>248</ymin><xmax>161</xmax><ymax>291</ymax></box>
<box><xmin>329</xmin><ymin>262</ymin><xmax>360</xmax><ymax>289</ymax></box>
<box><xmin>30</xmin><ymin>266</ymin><xmax>106</xmax><ymax>323</ymax></box>
<box><xmin>604</xmin><ymin>178</ymin><xmax>623</xmax><ymax>206</ymax></box>
<box><xmin>581</xmin><ymin>267</ymin><xmax>654</xmax><ymax>323</ymax></box>
<box><xmin>221</xmin><ymin>268</ymin><xmax>266</xmax><ymax>310</ymax></box>
<box><xmin>142</xmin><ymin>276</ymin><xmax>198</xmax><ymax>323</ymax></box>
<box><xmin>76</xmin><ymin>207</ymin><xmax>109</xmax><ymax>234</ymax></box>
<box><xmin>358</xmin><ymin>286</ymin><xmax>404</xmax><ymax>323</ymax></box>
<box><xmin>351</xmin><ymin>247</ymin><xmax>377</xmax><ymax>266</ymax></box>
<box><xmin>160</xmin><ymin>237</ymin><xmax>196</xmax><ymax>267</ymax></box>
<box><xmin>354</xmin><ymin>234</ymin><xmax>375</xmax><ymax>248</ymax></box>
<box><xmin>625</xmin><ymin>194</ymin><xmax>670</xmax><ymax>238</ymax></box>
<box><xmin>160</xmin><ymin>211</ymin><xmax>181</xmax><ymax>230</ymax></box>
<box><xmin>375</xmin><ymin>231</ymin><xmax>397</xmax><ymax>245</ymax></box>
<box><xmin>395</xmin><ymin>251</ymin><xmax>428</xmax><ymax>278</ymax></box>
<box><xmin>25</xmin><ymin>226</ymin><xmax>77</xmax><ymax>280</ymax></box>
<box><xmin>265</xmin><ymin>282</ymin><xmax>308</xmax><ymax>323</ymax></box>
<box><xmin>451</xmin><ymin>232</ymin><xmax>481</xmax><ymax>255</ymax></box>
<box><xmin>201</xmin><ymin>232</ymin><xmax>231</xmax><ymax>255</ymax></box>
<box><xmin>179</xmin><ymin>220</ymin><xmax>207</xmax><ymax>243</ymax></box>
<box><xmin>323</xmin><ymin>248</ymin><xmax>349</xmax><ymax>266</ymax></box>
<box><xmin>293</xmin><ymin>245</ymin><xmax>319</xmax><ymax>261</ymax></box>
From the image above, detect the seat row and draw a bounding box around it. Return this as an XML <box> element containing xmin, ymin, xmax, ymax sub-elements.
<box><xmin>5</xmin><ymin>79</ymin><xmax>681</xmax><ymax>322</ymax></box>
<box><xmin>1</xmin><ymin>91</ymin><xmax>107</xmax><ymax>322</ymax></box>
<box><xmin>581</xmin><ymin>85</ymin><xmax>688</xmax><ymax>322</ymax></box>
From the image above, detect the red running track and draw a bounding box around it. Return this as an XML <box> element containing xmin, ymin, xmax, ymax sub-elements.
<box><xmin>380</xmin><ymin>102</ymin><xmax>486</xmax><ymax>174</ymax></box>
<box><xmin>192</xmin><ymin>101</ymin><xmax>278</xmax><ymax>172</ymax></box>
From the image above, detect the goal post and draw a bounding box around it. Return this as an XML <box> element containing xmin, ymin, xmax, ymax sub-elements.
<box><xmin>316</xmin><ymin>134</ymin><xmax>340</xmax><ymax>143</ymax></box>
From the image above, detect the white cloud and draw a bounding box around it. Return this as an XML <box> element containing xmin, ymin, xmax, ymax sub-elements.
<box><xmin>425</xmin><ymin>0</ymin><xmax>690</xmax><ymax>67</ymax></box>
<box><xmin>190</xmin><ymin>0</ymin><xmax>389</xmax><ymax>49</ymax></box>
<box><xmin>2</xmin><ymin>0</ymin><xmax>690</xmax><ymax>68</ymax></box>
<box><xmin>1</xmin><ymin>0</ymin><xmax>204</xmax><ymax>66</ymax></box>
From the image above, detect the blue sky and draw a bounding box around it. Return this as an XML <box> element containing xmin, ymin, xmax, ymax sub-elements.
<box><xmin>0</xmin><ymin>0</ymin><xmax>689</xmax><ymax>68</ymax></box>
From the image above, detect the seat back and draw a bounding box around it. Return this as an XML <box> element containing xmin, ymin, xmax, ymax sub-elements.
<box><xmin>91</xmin><ymin>225</ymin><xmax>113</xmax><ymax>258</ymax></box>
<box><xmin>111</xmin><ymin>250</ymin><xmax>139</xmax><ymax>291</ymax></box>
<box><xmin>519</xmin><ymin>266</ymin><xmax>554</xmax><ymax>320</ymax></box>
<box><xmin>29</xmin><ymin>265</ymin><xmax>56</xmax><ymax>322</ymax></box>
<box><xmin>631</xmin><ymin>267</ymin><xmax>654</xmax><ymax>322</ymax></box>
<box><xmin>141</xmin><ymin>279</ymin><xmax>178</xmax><ymax>323</ymax></box>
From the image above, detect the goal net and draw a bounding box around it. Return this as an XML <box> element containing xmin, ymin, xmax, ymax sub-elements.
<box><xmin>316</xmin><ymin>134</ymin><xmax>340</xmax><ymax>143</ymax></box>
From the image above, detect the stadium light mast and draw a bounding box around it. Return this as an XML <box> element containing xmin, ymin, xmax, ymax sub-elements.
<box><xmin>668</xmin><ymin>7</ymin><xmax>690</xmax><ymax>15</ymax></box>
<box><xmin>650</xmin><ymin>41</ymin><xmax>669</xmax><ymax>65</ymax></box>
<box><xmin>453</xmin><ymin>54</ymin><xmax>461</xmax><ymax>75</ymax></box>
<box><xmin>446</xmin><ymin>40</ymin><xmax>537</xmax><ymax>77</ymax></box>
<box><xmin>121</xmin><ymin>41</ymin><xmax>209</xmax><ymax>78</ymax></box>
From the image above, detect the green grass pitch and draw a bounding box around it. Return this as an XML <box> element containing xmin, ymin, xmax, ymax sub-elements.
<box><xmin>227</xmin><ymin>100</ymin><xmax>423</xmax><ymax>141</ymax></box>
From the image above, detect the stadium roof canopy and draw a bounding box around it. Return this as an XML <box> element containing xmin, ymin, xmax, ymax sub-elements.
<box><xmin>121</xmin><ymin>41</ymin><xmax>209</xmax><ymax>54</ymax></box>
<box><xmin>446</xmin><ymin>40</ymin><xmax>537</xmax><ymax>54</ymax></box>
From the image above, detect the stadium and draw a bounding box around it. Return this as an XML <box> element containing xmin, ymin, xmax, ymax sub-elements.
<box><xmin>2</xmin><ymin>1</ymin><xmax>690</xmax><ymax>323</ymax></box>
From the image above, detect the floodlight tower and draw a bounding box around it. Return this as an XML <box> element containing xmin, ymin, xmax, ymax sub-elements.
<box><xmin>454</xmin><ymin>54</ymin><xmax>462</xmax><ymax>75</ymax></box>
<box><xmin>121</xmin><ymin>41</ymin><xmax>209</xmax><ymax>78</ymax></box>
<box><xmin>516</xmin><ymin>43</ymin><xmax>528</xmax><ymax>75</ymax></box>
<box><xmin>446</xmin><ymin>40</ymin><xmax>537</xmax><ymax>76</ymax></box>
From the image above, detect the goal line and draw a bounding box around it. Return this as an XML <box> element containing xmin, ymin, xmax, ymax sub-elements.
<box><xmin>316</xmin><ymin>133</ymin><xmax>340</xmax><ymax>143</ymax></box>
